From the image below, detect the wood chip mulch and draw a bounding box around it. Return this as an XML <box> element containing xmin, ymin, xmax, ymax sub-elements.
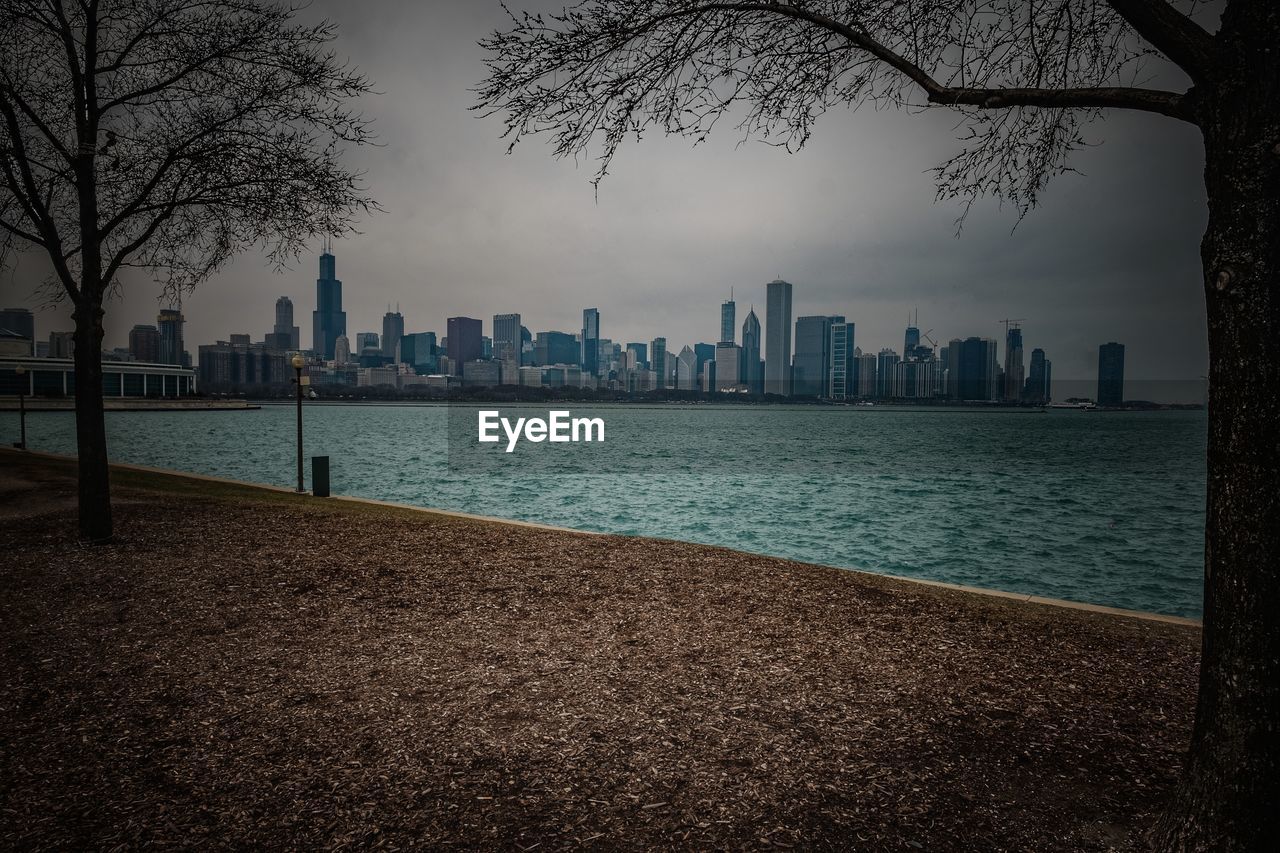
<box><xmin>0</xmin><ymin>453</ymin><xmax>1199</xmax><ymax>851</ymax></box>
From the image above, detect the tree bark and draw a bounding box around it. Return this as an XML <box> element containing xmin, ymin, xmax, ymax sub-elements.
<box><xmin>1153</xmin><ymin>3</ymin><xmax>1280</xmax><ymax>848</ymax></box>
<box><xmin>71</xmin><ymin>297</ymin><xmax>113</xmax><ymax>543</ymax></box>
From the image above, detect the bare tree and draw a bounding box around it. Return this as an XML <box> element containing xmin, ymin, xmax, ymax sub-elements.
<box><xmin>0</xmin><ymin>0</ymin><xmax>376</xmax><ymax>542</ymax></box>
<box><xmin>476</xmin><ymin>1</ymin><xmax>1276</xmax><ymax>848</ymax></box>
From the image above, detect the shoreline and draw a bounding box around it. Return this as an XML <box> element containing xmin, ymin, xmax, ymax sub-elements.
<box><xmin>1</xmin><ymin>447</ymin><xmax>1201</xmax><ymax>627</ymax></box>
<box><xmin>0</xmin><ymin>448</ymin><xmax>1201</xmax><ymax>849</ymax></box>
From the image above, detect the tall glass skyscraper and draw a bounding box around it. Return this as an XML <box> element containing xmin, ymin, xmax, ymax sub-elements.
<box><xmin>720</xmin><ymin>297</ymin><xmax>736</xmax><ymax>345</ymax></box>
<box><xmin>1026</xmin><ymin>347</ymin><xmax>1052</xmax><ymax>403</ymax></box>
<box><xmin>793</xmin><ymin>315</ymin><xmax>841</xmax><ymax>397</ymax></box>
<box><xmin>582</xmin><ymin>308</ymin><xmax>600</xmax><ymax>375</ymax></box>
<box><xmin>765</xmin><ymin>279</ymin><xmax>793</xmax><ymax>395</ymax></box>
<box><xmin>1098</xmin><ymin>342</ymin><xmax>1125</xmax><ymax>407</ymax></box>
<box><xmin>312</xmin><ymin>249</ymin><xmax>346</xmax><ymax>360</ymax></box>
<box><xmin>741</xmin><ymin>308</ymin><xmax>762</xmax><ymax>394</ymax></box>
<box><xmin>1004</xmin><ymin>325</ymin><xmax>1024</xmax><ymax>401</ymax></box>
<box><xmin>381</xmin><ymin>309</ymin><xmax>404</xmax><ymax>360</ymax></box>
<box><xmin>830</xmin><ymin>321</ymin><xmax>856</xmax><ymax>400</ymax></box>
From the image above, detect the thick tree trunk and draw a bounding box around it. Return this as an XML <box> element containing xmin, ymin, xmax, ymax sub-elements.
<box><xmin>71</xmin><ymin>298</ymin><xmax>113</xmax><ymax>543</ymax></box>
<box><xmin>1153</xmin><ymin>3</ymin><xmax>1280</xmax><ymax>849</ymax></box>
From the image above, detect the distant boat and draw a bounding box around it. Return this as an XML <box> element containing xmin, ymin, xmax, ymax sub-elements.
<box><xmin>1047</xmin><ymin>401</ymin><xmax>1097</xmax><ymax>410</ymax></box>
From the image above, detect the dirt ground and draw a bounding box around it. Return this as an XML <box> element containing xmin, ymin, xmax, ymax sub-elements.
<box><xmin>0</xmin><ymin>451</ymin><xmax>1200</xmax><ymax>850</ymax></box>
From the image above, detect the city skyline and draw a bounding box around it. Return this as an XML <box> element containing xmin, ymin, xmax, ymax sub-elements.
<box><xmin>0</xmin><ymin>0</ymin><xmax>1208</xmax><ymax>384</ymax></box>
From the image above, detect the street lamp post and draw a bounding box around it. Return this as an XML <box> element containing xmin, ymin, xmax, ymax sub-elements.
<box><xmin>291</xmin><ymin>354</ymin><xmax>305</xmax><ymax>493</ymax></box>
<box><xmin>14</xmin><ymin>364</ymin><xmax>27</xmax><ymax>450</ymax></box>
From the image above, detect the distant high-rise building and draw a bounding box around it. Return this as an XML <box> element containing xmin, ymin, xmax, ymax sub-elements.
<box><xmin>535</xmin><ymin>331</ymin><xmax>579</xmax><ymax>366</ymax></box>
<box><xmin>947</xmin><ymin>337</ymin><xmax>999</xmax><ymax>401</ymax></box>
<box><xmin>694</xmin><ymin>342</ymin><xmax>716</xmax><ymax>383</ymax></box>
<box><xmin>382</xmin><ymin>309</ymin><xmax>404</xmax><ymax>360</ymax></box>
<box><xmin>715</xmin><ymin>342</ymin><xmax>743</xmax><ymax>392</ymax></box>
<box><xmin>355</xmin><ymin>332</ymin><xmax>379</xmax><ymax>353</ymax></box>
<box><xmin>1098</xmin><ymin>342</ymin><xmax>1125</xmax><ymax>407</ymax></box>
<box><xmin>720</xmin><ymin>297</ymin><xmax>736</xmax><ymax>345</ymax></box>
<box><xmin>334</xmin><ymin>334</ymin><xmax>351</xmax><ymax>366</ymax></box>
<box><xmin>274</xmin><ymin>296</ymin><xmax>300</xmax><ymax>350</ymax></box>
<box><xmin>741</xmin><ymin>308</ymin><xmax>762</xmax><ymax>394</ymax></box>
<box><xmin>582</xmin><ymin>308</ymin><xmax>601</xmax><ymax>375</ymax></box>
<box><xmin>399</xmin><ymin>332</ymin><xmax>437</xmax><ymax>373</ymax></box>
<box><xmin>520</xmin><ymin>326</ymin><xmax>533</xmax><ymax>364</ymax></box>
<box><xmin>650</xmin><ymin>337</ymin><xmax>667</xmax><ymax>388</ymax></box>
<box><xmin>904</xmin><ymin>322</ymin><xmax>920</xmax><ymax>355</ymax></box>
<box><xmin>855</xmin><ymin>351</ymin><xmax>877</xmax><ymax>398</ymax></box>
<box><xmin>157</xmin><ymin>308</ymin><xmax>185</xmax><ymax>366</ymax></box>
<box><xmin>0</xmin><ymin>308</ymin><xmax>35</xmax><ymax>354</ymax></box>
<box><xmin>793</xmin><ymin>315</ymin><xmax>840</xmax><ymax>397</ymax></box>
<box><xmin>1003</xmin><ymin>325</ymin><xmax>1024</xmax><ymax>401</ymax></box>
<box><xmin>626</xmin><ymin>342</ymin><xmax>648</xmax><ymax>369</ymax></box>
<box><xmin>830</xmin><ymin>321</ymin><xmax>856</xmax><ymax>400</ymax></box>
<box><xmin>1025</xmin><ymin>347</ymin><xmax>1052</xmax><ymax>403</ymax></box>
<box><xmin>312</xmin><ymin>247</ymin><xmax>346</xmax><ymax>360</ymax></box>
<box><xmin>765</xmin><ymin>279</ymin><xmax>793</xmax><ymax>395</ymax></box>
<box><xmin>677</xmin><ymin>346</ymin><xmax>698</xmax><ymax>390</ymax></box>
<box><xmin>128</xmin><ymin>324</ymin><xmax>160</xmax><ymax>363</ymax></box>
<box><xmin>493</xmin><ymin>313</ymin><xmax>522</xmax><ymax>364</ymax></box>
<box><xmin>447</xmin><ymin>317</ymin><xmax>483</xmax><ymax>374</ymax></box>
<box><xmin>876</xmin><ymin>349</ymin><xmax>900</xmax><ymax>399</ymax></box>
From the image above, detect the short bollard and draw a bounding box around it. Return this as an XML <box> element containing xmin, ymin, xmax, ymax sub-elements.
<box><xmin>312</xmin><ymin>455</ymin><xmax>330</xmax><ymax>497</ymax></box>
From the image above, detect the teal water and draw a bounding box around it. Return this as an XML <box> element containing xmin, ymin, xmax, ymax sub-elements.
<box><xmin>0</xmin><ymin>403</ymin><xmax>1207</xmax><ymax>617</ymax></box>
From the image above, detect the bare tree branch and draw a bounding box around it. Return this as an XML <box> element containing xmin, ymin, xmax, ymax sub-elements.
<box><xmin>476</xmin><ymin>0</ymin><xmax>1204</xmax><ymax>218</ymax></box>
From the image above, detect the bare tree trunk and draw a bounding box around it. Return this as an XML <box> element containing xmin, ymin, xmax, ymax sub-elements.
<box><xmin>1154</xmin><ymin>4</ymin><xmax>1280</xmax><ymax>849</ymax></box>
<box><xmin>71</xmin><ymin>297</ymin><xmax>113</xmax><ymax>543</ymax></box>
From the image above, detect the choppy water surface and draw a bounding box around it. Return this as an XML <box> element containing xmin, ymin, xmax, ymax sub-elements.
<box><xmin>1</xmin><ymin>403</ymin><xmax>1206</xmax><ymax>617</ymax></box>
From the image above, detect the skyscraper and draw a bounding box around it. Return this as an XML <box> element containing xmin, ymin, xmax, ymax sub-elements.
<box><xmin>677</xmin><ymin>346</ymin><xmax>698</xmax><ymax>390</ymax></box>
<box><xmin>274</xmin><ymin>296</ymin><xmax>300</xmax><ymax>350</ymax></box>
<box><xmin>1098</xmin><ymin>342</ymin><xmax>1125</xmax><ymax>407</ymax></box>
<box><xmin>855</xmin><ymin>350</ymin><xmax>877</xmax><ymax>398</ymax></box>
<box><xmin>128</xmin><ymin>324</ymin><xmax>160</xmax><ymax>362</ymax></box>
<box><xmin>1025</xmin><ymin>347</ymin><xmax>1052</xmax><ymax>403</ymax></box>
<box><xmin>356</xmin><ymin>332</ymin><xmax>380</xmax><ymax>353</ymax></box>
<box><xmin>382</xmin><ymin>308</ymin><xmax>404</xmax><ymax>360</ymax></box>
<box><xmin>1003</xmin><ymin>325</ymin><xmax>1024</xmax><ymax>401</ymax></box>
<box><xmin>714</xmin><ymin>342</ymin><xmax>742</xmax><ymax>391</ymax></box>
<box><xmin>830</xmin><ymin>321</ymin><xmax>856</xmax><ymax>400</ymax></box>
<box><xmin>720</xmin><ymin>296</ymin><xmax>736</xmax><ymax>345</ymax></box>
<box><xmin>741</xmin><ymin>308</ymin><xmax>762</xmax><ymax>394</ymax></box>
<box><xmin>650</xmin><ymin>337</ymin><xmax>667</xmax><ymax>388</ymax></box>
<box><xmin>399</xmin><ymin>331</ymin><xmax>437</xmax><ymax>373</ymax></box>
<box><xmin>904</xmin><ymin>321</ymin><xmax>920</xmax><ymax>355</ymax></box>
<box><xmin>793</xmin><ymin>315</ymin><xmax>840</xmax><ymax>397</ymax></box>
<box><xmin>582</xmin><ymin>308</ymin><xmax>601</xmax><ymax>376</ymax></box>
<box><xmin>535</xmin><ymin>331</ymin><xmax>579</xmax><ymax>366</ymax></box>
<box><xmin>334</xmin><ymin>334</ymin><xmax>351</xmax><ymax>366</ymax></box>
<box><xmin>493</xmin><ymin>313</ymin><xmax>522</xmax><ymax>363</ymax></box>
<box><xmin>876</xmin><ymin>349</ymin><xmax>901</xmax><ymax>399</ymax></box>
<box><xmin>157</xmin><ymin>308</ymin><xmax>185</xmax><ymax>366</ymax></box>
<box><xmin>765</xmin><ymin>279</ymin><xmax>793</xmax><ymax>395</ymax></box>
<box><xmin>625</xmin><ymin>342</ymin><xmax>648</xmax><ymax>369</ymax></box>
<box><xmin>447</xmin><ymin>317</ymin><xmax>483</xmax><ymax>374</ymax></box>
<box><xmin>947</xmin><ymin>337</ymin><xmax>999</xmax><ymax>401</ymax></box>
<box><xmin>312</xmin><ymin>247</ymin><xmax>346</xmax><ymax>360</ymax></box>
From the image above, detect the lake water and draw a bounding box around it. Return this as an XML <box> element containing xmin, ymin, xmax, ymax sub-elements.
<box><xmin>1</xmin><ymin>403</ymin><xmax>1207</xmax><ymax>617</ymax></box>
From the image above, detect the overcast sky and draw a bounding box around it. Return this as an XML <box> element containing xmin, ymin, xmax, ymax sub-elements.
<box><xmin>1</xmin><ymin>0</ymin><xmax>1210</xmax><ymax>385</ymax></box>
